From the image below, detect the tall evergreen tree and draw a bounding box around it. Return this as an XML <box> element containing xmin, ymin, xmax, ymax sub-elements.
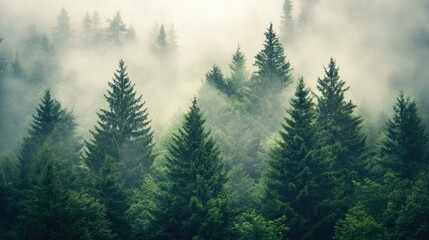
<box><xmin>19</xmin><ymin>90</ymin><xmax>80</xmax><ymax>189</ymax></box>
<box><xmin>315</xmin><ymin>59</ymin><xmax>367</xmax><ymax>238</ymax></box>
<box><xmin>85</xmin><ymin>59</ymin><xmax>155</xmax><ymax>188</ymax></box>
<box><xmin>380</xmin><ymin>91</ymin><xmax>427</xmax><ymax>179</ymax></box>
<box><xmin>17</xmin><ymin>161</ymin><xmax>114</xmax><ymax>239</ymax></box>
<box><xmin>152</xmin><ymin>98</ymin><xmax>230</xmax><ymax>239</ymax></box>
<box><xmin>230</xmin><ymin>45</ymin><xmax>248</xmax><ymax>85</ymax></box>
<box><xmin>95</xmin><ymin>156</ymin><xmax>129</xmax><ymax>239</ymax></box>
<box><xmin>263</xmin><ymin>78</ymin><xmax>336</xmax><ymax>239</ymax></box>
<box><xmin>106</xmin><ymin>11</ymin><xmax>127</xmax><ymax>45</ymax></box>
<box><xmin>53</xmin><ymin>8</ymin><xmax>73</xmax><ymax>48</ymax></box>
<box><xmin>252</xmin><ymin>23</ymin><xmax>292</xmax><ymax>92</ymax></box>
<box><xmin>150</xmin><ymin>25</ymin><xmax>169</xmax><ymax>57</ymax></box>
<box><xmin>316</xmin><ymin>58</ymin><xmax>366</xmax><ymax>182</ymax></box>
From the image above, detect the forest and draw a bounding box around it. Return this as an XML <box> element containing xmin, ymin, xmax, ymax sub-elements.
<box><xmin>1</xmin><ymin>0</ymin><xmax>429</xmax><ymax>239</ymax></box>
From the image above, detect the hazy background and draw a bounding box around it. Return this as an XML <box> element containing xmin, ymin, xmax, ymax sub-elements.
<box><xmin>1</xmin><ymin>0</ymin><xmax>429</xmax><ymax>149</ymax></box>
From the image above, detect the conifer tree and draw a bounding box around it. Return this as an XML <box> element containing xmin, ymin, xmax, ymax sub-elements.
<box><xmin>150</xmin><ymin>24</ymin><xmax>169</xmax><ymax>57</ymax></box>
<box><xmin>19</xmin><ymin>90</ymin><xmax>80</xmax><ymax>189</ymax></box>
<box><xmin>95</xmin><ymin>156</ymin><xmax>129</xmax><ymax>239</ymax></box>
<box><xmin>380</xmin><ymin>91</ymin><xmax>427</xmax><ymax>179</ymax></box>
<box><xmin>316</xmin><ymin>58</ymin><xmax>366</xmax><ymax>182</ymax></box>
<box><xmin>85</xmin><ymin>59</ymin><xmax>155</xmax><ymax>188</ymax></box>
<box><xmin>263</xmin><ymin>78</ymin><xmax>336</xmax><ymax>239</ymax></box>
<box><xmin>253</xmin><ymin>23</ymin><xmax>292</xmax><ymax>92</ymax></box>
<box><xmin>53</xmin><ymin>8</ymin><xmax>73</xmax><ymax>48</ymax></box>
<box><xmin>230</xmin><ymin>45</ymin><xmax>248</xmax><ymax>85</ymax></box>
<box><xmin>106</xmin><ymin>11</ymin><xmax>126</xmax><ymax>45</ymax></box>
<box><xmin>206</xmin><ymin>64</ymin><xmax>233</xmax><ymax>97</ymax></box>
<box><xmin>152</xmin><ymin>98</ymin><xmax>230</xmax><ymax>239</ymax></box>
<box><xmin>18</xmin><ymin>161</ymin><xmax>114</xmax><ymax>239</ymax></box>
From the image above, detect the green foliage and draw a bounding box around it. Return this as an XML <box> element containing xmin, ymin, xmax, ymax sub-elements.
<box><xmin>19</xmin><ymin>90</ymin><xmax>81</xmax><ymax>189</ymax></box>
<box><xmin>17</xmin><ymin>162</ymin><xmax>114</xmax><ymax>240</ymax></box>
<box><xmin>85</xmin><ymin>59</ymin><xmax>155</xmax><ymax>188</ymax></box>
<box><xmin>95</xmin><ymin>156</ymin><xmax>129</xmax><ymax>239</ymax></box>
<box><xmin>263</xmin><ymin>78</ymin><xmax>337</xmax><ymax>239</ymax></box>
<box><xmin>252</xmin><ymin>23</ymin><xmax>291</xmax><ymax>92</ymax></box>
<box><xmin>232</xmin><ymin>212</ymin><xmax>288</xmax><ymax>240</ymax></box>
<box><xmin>316</xmin><ymin>58</ymin><xmax>366</xmax><ymax>174</ymax></box>
<box><xmin>380</xmin><ymin>91</ymin><xmax>427</xmax><ymax>179</ymax></box>
<box><xmin>151</xmin><ymin>98</ymin><xmax>230</xmax><ymax>239</ymax></box>
<box><xmin>334</xmin><ymin>203</ymin><xmax>385</xmax><ymax>240</ymax></box>
<box><xmin>315</xmin><ymin>58</ymin><xmax>367</xmax><ymax>233</ymax></box>
<box><xmin>395</xmin><ymin>172</ymin><xmax>429</xmax><ymax>239</ymax></box>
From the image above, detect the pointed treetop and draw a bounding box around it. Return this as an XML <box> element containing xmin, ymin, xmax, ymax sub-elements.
<box><xmin>254</xmin><ymin>23</ymin><xmax>291</xmax><ymax>88</ymax></box>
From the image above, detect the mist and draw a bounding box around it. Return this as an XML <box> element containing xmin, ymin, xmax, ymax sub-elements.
<box><xmin>1</xmin><ymin>0</ymin><xmax>429</xmax><ymax>148</ymax></box>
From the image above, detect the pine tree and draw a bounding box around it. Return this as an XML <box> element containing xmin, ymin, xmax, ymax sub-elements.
<box><xmin>380</xmin><ymin>91</ymin><xmax>427</xmax><ymax>179</ymax></box>
<box><xmin>150</xmin><ymin>25</ymin><xmax>169</xmax><ymax>57</ymax></box>
<box><xmin>19</xmin><ymin>90</ymin><xmax>80</xmax><ymax>188</ymax></box>
<box><xmin>230</xmin><ymin>45</ymin><xmax>248</xmax><ymax>85</ymax></box>
<box><xmin>206</xmin><ymin>64</ymin><xmax>234</xmax><ymax>97</ymax></box>
<box><xmin>316</xmin><ymin>58</ymin><xmax>366</xmax><ymax>181</ymax></box>
<box><xmin>95</xmin><ymin>156</ymin><xmax>129</xmax><ymax>239</ymax></box>
<box><xmin>152</xmin><ymin>98</ymin><xmax>230</xmax><ymax>239</ymax></box>
<box><xmin>85</xmin><ymin>59</ymin><xmax>155</xmax><ymax>188</ymax></box>
<box><xmin>106</xmin><ymin>11</ymin><xmax>127</xmax><ymax>45</ymax></box>
<box><xmin>18</xmin><ymin>161</ymin><xmax>114</xmax><ymax>239</ymax></box>
<box><xmin>280</xmin><ymin>0</ymin><xmax>294</xmax><ymax>44</ymax></box>
<box><xmin>315</xmin><ymin>58</ymin><xmax>367</xmax><ymax>238</ymax></box>
<box><xmin>263</xmin><ymin>78</ymin><xmax>336</xmax><ymax>239</ymax></box>
<box><xmin>253</xmin><ymin>23</ymin><xmax>292</xmax><ymax>92</ymax></box>
<box><xmin>53</xmin><ymin>8</ymin><xmax>73</xmax><ymax>48</ymax></box>
<box><xmin>333</xmin><ymin>203</ymin><xmax>384</xmax><ymax>240</ymax></box>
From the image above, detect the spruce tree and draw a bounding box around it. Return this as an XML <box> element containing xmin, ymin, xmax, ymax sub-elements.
<box><xmin>263</xmin><ymin>78</ymin><xmax>336</xmax><ymax>239</ymax></box>
<box><xmin>19</xmin><ymin>90</ymin><xmax>80</xmax><ymax>188</ymax></box>
<box><xmin>95</xmin><ymin>156</ymin><xmax>129</xmax><ymax>239</ymax></box>
<box><xmin>106</xmin><ymin>11</ymin><xmax>126</xmax><ymax>45</ymax></box>
<box><xmin>151</xmin><ymin>25</ymin><xmax>169</xmax><ymax>57</ymax></box>
<box><xmin>380</xmin><ymin>91</ymin><xmax>427</xmax><ymax>179</ymax></box>
<box><xmin>230</xmin><ymin>45</ymin><xmax>248</xmax><ymax>85</ymax></box>
<box><xmin>316</xmin><ymin>58</ymin><xmax>366</xmax><ymax>184</ymax></box>
<box><xmin>152</xmin><ymin>98</ymin><xmax>229</xmax><ymax>239</ymax></box>
<box><xmin>18</xmin><ymin>161</ymin><xmax>114</xmax><ymax>239</ymax></box>
<box><xmin>253</xmin><ymin>23</ymin><xmax>291</xmax><ymax>92</ymax></box>
<box><xmin>85</xmin><ymin>60</ymin><xmax>154</xmax><ymax>188</ymax></box>
<box><xmin>53</xmin><ymin>8</ymin><xmax>73</xmax><ymax>48</ymax></box>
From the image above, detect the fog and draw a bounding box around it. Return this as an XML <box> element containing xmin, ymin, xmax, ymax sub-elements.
<box><xmin>1</xmin><ymin>0</ymin><xmax>429</xmax><ymax>149</ymax></box>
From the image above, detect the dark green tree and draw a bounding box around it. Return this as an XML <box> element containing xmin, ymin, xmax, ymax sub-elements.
<box><xmin>206</xmin><ymin>64</ymin><xmax>235</xmax><ymax>97</ymax></box>
<box><xmin>380</xmin><ymin>91</ymin><xmax>427</xmax><ymax>179</ymax></box>
<box><xmin>263</xmin><ymin>78</ymin><xmax>336</xmax><ymax>239</ymax></box>
<box><xmin>52</xmin><ymin>8</ymin><xmax>73</xmax><ymax>48</ymax></box>
<box><xmin>19</xmin><ymin>90</ymin><xmax>80</xmax><ymax>189</ymax></box>
<box><xmin>316</xmin><ymin>58</ymin><xmax>366</xmax><ymax>174</ymax></box>
<box><xmin>85</xmin><ymin>59</ymin><xmax>155</xmax><ymax>188</ymax></box>
<box><xmin>333</xmin><ymin>203</ymin><xmax>385</xmax><ymax>240</ymax></box>
<box><xmin>252</xmin><ymin>23</ymin><xmax>292</xmax><ymax>92</ymax></box>
<box><xmin>95</xmin><ymin>156</ymin><xmax>129</xmax><ymax>239</ymax></box>
<box><xmin>152</xmin><ymin>98</ymin><xmax>230</xmax><ymax>239</ymax></box>
<box><xmin>17</xmin><ymin>161</ymin><xmax>114</xmax><ymax>239</ymax></box>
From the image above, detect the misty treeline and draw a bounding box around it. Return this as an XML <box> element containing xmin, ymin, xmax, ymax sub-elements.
<box><xmin>1</xmin><ymin>3</ymin><xmax>429</xmax><ymax>240</ymax></box>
